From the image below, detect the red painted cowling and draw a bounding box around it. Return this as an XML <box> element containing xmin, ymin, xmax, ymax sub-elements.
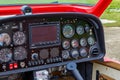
<box><xmin>0</xmin><ymin>0</ymin><xmax>112</xmax><ymax>17</ymax></box>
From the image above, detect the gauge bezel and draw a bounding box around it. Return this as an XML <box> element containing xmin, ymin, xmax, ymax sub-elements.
<box><xmin>76</xmin><ymin>25</ymin><xmax>84</xmax><ymax>35</ymax></box>
<box><xmin>87</xmin><ymin>36</ymin><xmax>95</xmax><ymax>46</ymax></box>
<box><xmin>14</xmin><ymin>46</ymin><xmax>27</xmax><ymax>61</ymax></box>
<box><xmin>0</xmin><ymin>33</ymin><xmax>11</xmax><ymax>46</ymax></box>
<box><xmin>62</xmin><ymin>40</ymin><xmax>70</xmax><ymax>49</ymax></box>
<box><xmin>80</xmin><ymin>38</ymin><xmax>87</xmax><ymax>47</ymax></box>
<box><xmin>0</xmin><ymin>48</ymin><xmax>12</xmax><ymax>63</ymax></box>
<box><xmin>79</xmin><ymin>48</ymin><xmax>88</xmax><ymax>57</ymax></box>
<box><xmin>13</xmin><ymin>31</ymin><xmax>26</xmax><ymax>46</ymax></box>
<box><xmin>71</xmin><ymin>39</ymin><xmax>79</xmax><ymax>48</ymax></box>
<box><xmin>62</xmin><ymin>24</ymin><xmax>75</xmax><ymax>38</ymax></box>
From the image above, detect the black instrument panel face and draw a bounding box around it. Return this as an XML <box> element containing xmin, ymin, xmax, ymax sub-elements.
<box><xmin>0</xmin><ymin>13</ymin><xmax>105</xmax><ymax>76</ymax></box>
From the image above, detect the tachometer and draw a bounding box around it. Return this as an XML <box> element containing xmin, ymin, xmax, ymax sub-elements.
<box><xmin>0</xmin><ymin>48</ymin><xmax>12</xmax><ymax>63</ymax></box>
<box><xmin>0</xmin><ymin>33</ymin><xmax>11</xmax><ymax>46</ymax></box>
<box><xmin>14</xmin><ymin>46</ymin><xmax>27</xmax><ymax>60</ymax></box>
<box><xmin>62</xmin><ymin>24</ymin><xmax>74</xmax><ymax>38</ymax></box>
<box><xmin>76</xmin><ymin>25</ymin><xmax>84</xmax><ymax>35</ymax></box>
<box><xmin>13</xmin><ymin>31</ymin><xmax>26</xmax><ymax>45</ymax></box>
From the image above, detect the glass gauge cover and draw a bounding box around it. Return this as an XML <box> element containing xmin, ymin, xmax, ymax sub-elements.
<box><xmin>71</xmin><ymin>49</ymin><xmax>79</xmax><ymax>58</ymax></box>
<box><xmin>40</xmin><ymin>49</ymin><xmax>49</xmax><ymax>59</ymax></box>
<box><xmin>13</xmin><ymin>31</ymin><xmax>26</xmax><ymax>45</ymax></box>
<box><xmin>76</xmin><ymin>25</ymin><xmax>84</xmax><ymax>35</ymax></box>
<box><xmin>79</xmin><ymin>48</ymin><xmax>88</xmax><ymax>57</ymax></box>
<box><xmin>63</xmin><ymin>24</ymin><xmax>74</xmax><ymax>38</ymax></box>
<box><xmin>0</xmin><ymin>48</ymin><xmax>12</xmax><ymax>63</ymax></box>
<box><xmin>80</xmin><ymin>38</ymin><xmax>87</xmax><ymax>47</ymax></box>
<box><xmin>71</xmin><ymin>39</ymin><xmax>79</xmax><ymax>48</ymax></box>
<box><xmin>62</xmin><ymin>50</ymin><xmax>70</xmax><ymax>59</ymax></box>
<box><xmin>50</xmin><ymin>48</ymin><xmax>59</xmax><ymax>57</ymax></box>
<box><xmin>88</xmin><ymin>37</ymin><xmax>95</xmax><ymax>46</ymax></box>
<box><xmin>62</xmin><ymin>40</ymin><xmax>70</xmax><ymax>49</ymax></box>
<box><xmin>0</xmin><ymin>33</ymin><xmax>11</xmax><ymax>46</ymax></box>
<box><xmin>14</xmin><ymin>47</ymin><xmax>27</xmax><ymax>60</ymax></box>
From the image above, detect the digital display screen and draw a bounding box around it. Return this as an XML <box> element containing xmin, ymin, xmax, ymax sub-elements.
<box><xmin>30</xmin><ymin>24</ymin><xmax>59</xmax><ymax>48</ymax></box>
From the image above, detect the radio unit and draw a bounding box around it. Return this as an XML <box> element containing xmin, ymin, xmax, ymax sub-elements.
<box><xmin>29</xmin><ymin>22</ymin><xmax>60</xmax><ymax>49</ymax></box>
<box><xmin>0</xmin><ymin>13</ymin><xmax>105</xmax><ymax>76</ymax></box>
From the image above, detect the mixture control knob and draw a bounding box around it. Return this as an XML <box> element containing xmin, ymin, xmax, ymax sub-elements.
<box><xmin>32</xmin><ymin>53</ymin><xmax>38</xmax><ymax>60</ymax></box>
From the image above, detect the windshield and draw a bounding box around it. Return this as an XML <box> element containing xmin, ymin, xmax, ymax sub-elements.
<box><xmin>0</xmin><ymin>0</ymin><xmax>98</xmax><ymax>5</ymax></box>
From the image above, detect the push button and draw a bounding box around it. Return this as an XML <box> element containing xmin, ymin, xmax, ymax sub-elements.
<box><xmin>14</xmin><ymin>63</ymin><xmax>18</xmax><ymax>68</ymax></box>
<box><xmin>9</xmin><ymin>64</ymin><xmax>13</xmax><ymax>70</ymax></box>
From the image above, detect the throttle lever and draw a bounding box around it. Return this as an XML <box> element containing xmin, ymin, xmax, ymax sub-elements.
<box><xmin>66</xmin><ymin>62</ymin><xmax>84</xmax><ymax>80</ymax></box>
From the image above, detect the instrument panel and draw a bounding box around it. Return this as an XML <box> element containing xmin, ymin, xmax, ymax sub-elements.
<box><xmin>0</xmin><ymin>13</ymin><xmax>105</xmax><ymax>76</ymax></box>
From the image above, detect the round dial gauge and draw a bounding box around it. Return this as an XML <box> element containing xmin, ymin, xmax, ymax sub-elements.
<box><xmin>85</xmin><ymin>24</ymin><xmax>90</xmax><ymax>33</ymax></box>
<box><xmin>63</xmin><ymin>25</ymin><xmax>74</xmax><ymax>38</ymax></box>
<box><xmin>0</xmin><ymin>48</ymin><xmax>12</xmax><ymax>63</ymax></box>
<box><xmin>50</xmin><ymin>48</ymin><xmax>59</xmax><ymax>57</ymax></box>
<box><xmin>40</xmin><ymin>49</ymin><xmax>49</xmax><ymax>59</ymax></box>
<box><xmin>71</xmin><ymin>39</ymin><xmax>79</xmax><ymax>48</ymax></box>
<box><xmin>62</xmin><ymin>50</ymin><xmax>70</xmax><ymax>59</ymax></box>
<box><xmin>79</xmin><ymin>48</ymin><xmax>88</xmax><ymax>57</ymax></box>
<box><xmin>76</xmin><ymin>25</ymin><xmax>84</xmax><ymax>35</ymax></box>
<box><xmin>0</xmin><ymin>33</ymin><xmax>11</xmax><ymax>46</ymax></box>
<box><xmin>80</xmin><ymin>38</ymin><xmax>87</xmax><ymax>47</ymax></box>
<box><xmin>14</xmin><ymin>47</ymin><xmax>27</xmax><ymax>60</ymax></box>
<box><xmin>13</xmin><ymin>31</ymin><xmax>26</xmax><ymax>45</ymax></box>
<box><xmin>62</xmin><ymin>40</ymin><xmax>70</xmax><ymax>49</ymax></box>
<box><xmin>71</xmin><ymin>49</ymin><xmax>79</xmax><ymax>58</ymax></box>
<box><xmin>88</xmin><ymin>37</ymin><xmax>95</xmax><ymax>46</ymax></box>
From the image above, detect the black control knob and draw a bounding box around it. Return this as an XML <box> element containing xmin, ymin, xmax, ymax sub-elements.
<box><xmin>32</xmin><ymin>53</ymin><xmax>38</xmax><ymax>60</ymax></box>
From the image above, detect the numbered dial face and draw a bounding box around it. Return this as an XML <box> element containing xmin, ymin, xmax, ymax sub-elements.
<box><xmin>62</xmin><ymin>40</ymin><xmax>70</xmax><ymax>49</ymax></box>
<box><xmin>88</xmin><ymin>37</ymin><xmax>95</xmax><ymax>46</ymax></box>
<box><xmin>0</xmin><ymin>33</ymin><xmax>11</xmax><ymax>46</ymax></box>
<box><xmin>0</xmin><ymin>48</ymin><xmax>12</xmax><ymax>63</ymax></box>
<box><xmin>71</xmin><ymin>39</ymin><xmax>79</xmax><ymax>48</ymax></box>
<box><xmin>80</xmin><ymin>38</ymin><xmax>87</xmax><ymax>47</ymax></box>
<box><xmin>63</xmin><ymin>25</ymin><xmax>74</xmax><ymax>38</ymax></box>
<box><xmin>14</xmin><ymin>47</ymin><xmax>27</xmax><ymax>60</ymax></box>
<box><xmin>76</xmin><ymin>25</ymin><xmax>84</xmax><ymax>35</ymax></box>
<box><xmin>62</xmin><ymin>50</ymin><xmax>70</xmax><ymax>59</ymax></box>
<box><xmin>13</xmin><ymin>31</ymin><xmax>26</xmax><ymax>45</ymax></box>
<box><xmin>71</xmin><ymin>49</ymin><xmax>79</xmax><ymax>58</ymax></box>
<box><xmin>79</xmin><ymin>48</ymin><xmax>88</xmax><ymax>57</ymax></box>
